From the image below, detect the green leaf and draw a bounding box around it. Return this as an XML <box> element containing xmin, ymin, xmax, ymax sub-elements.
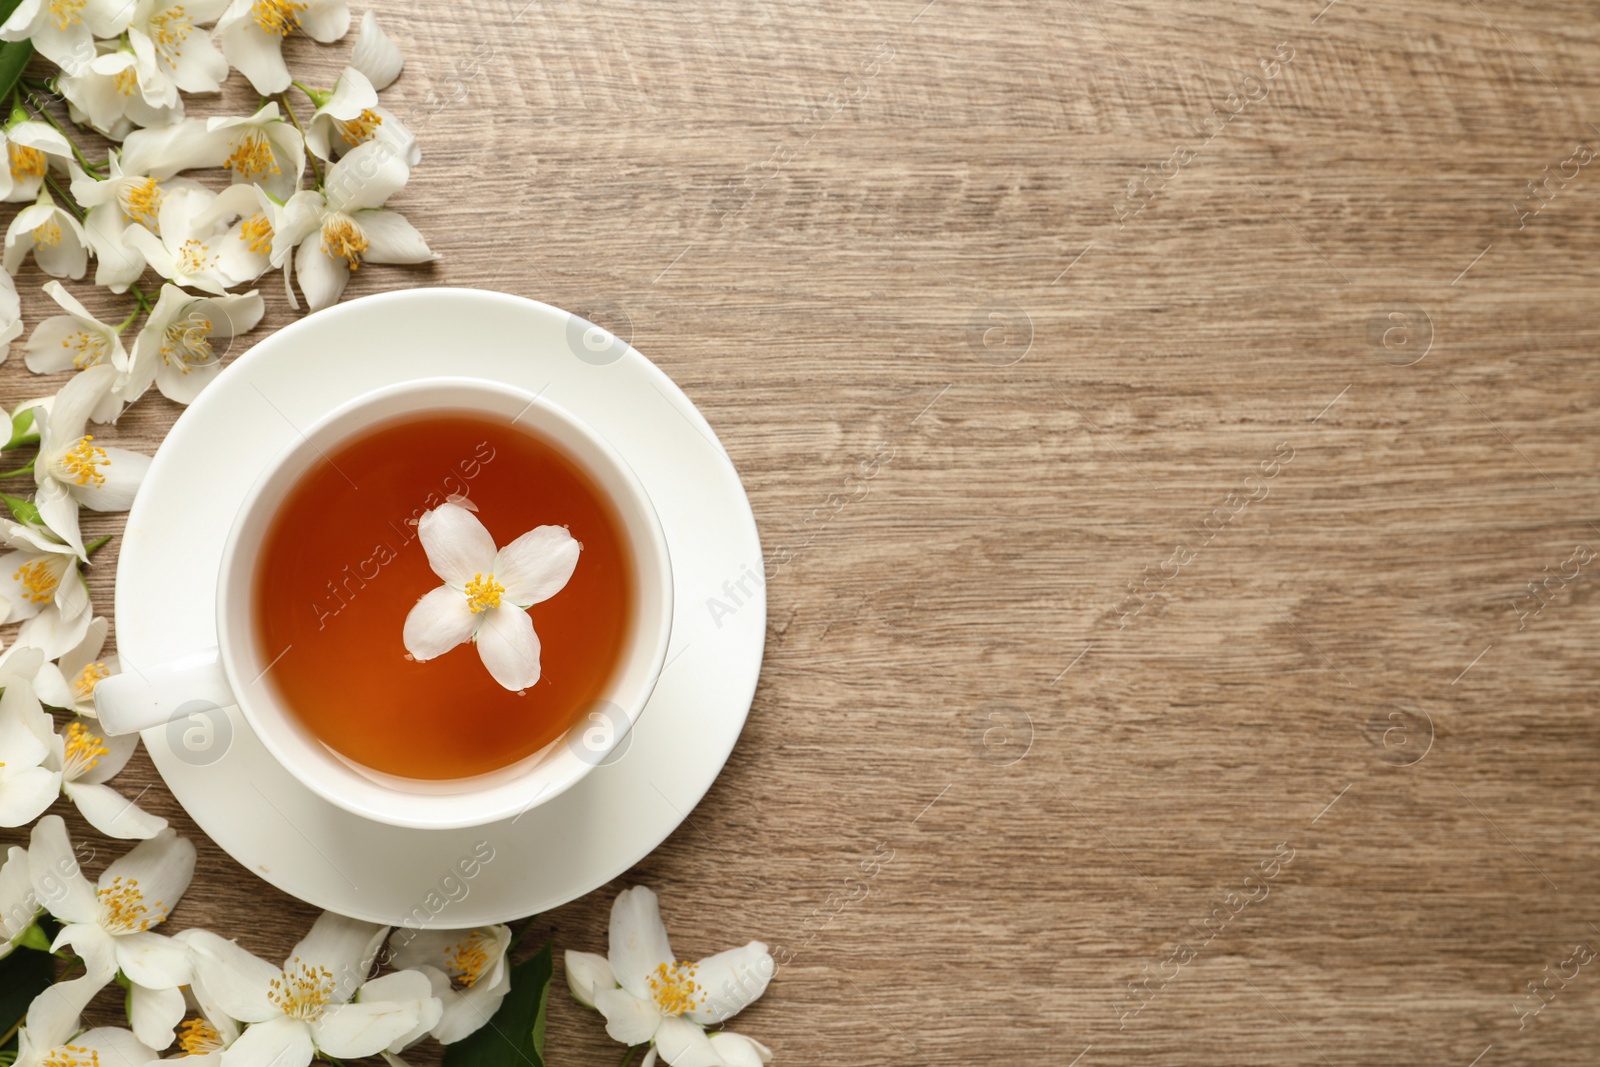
<box><xmin>0</xmin><ymin>493</ymin><xmax>38</xmax><ymax>526</ymax></box>
<box><xmin>442</xmin><ymin>941</ymin><xmax>553</xmax><ymax>1067</ymax></box>
<box><xmin>0</xmin><ymin>946</ymin><xmax>55</xmax><ymax>1050</ymax></box>
<box><xmin>0</xmin><ymin>39</ymin><xmax>32</xmax><ymax>109</ymax></box>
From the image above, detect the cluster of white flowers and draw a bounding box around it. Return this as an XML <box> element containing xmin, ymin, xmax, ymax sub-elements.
<box><xmin>0</xmin><ymin>815</ymin><xmax>513</xmax><ymax>1062</ymax></box>
<box><xmin>0</xmin><ymin>0</ymin><xmax>434</xmax><ymax>823</ymax></box>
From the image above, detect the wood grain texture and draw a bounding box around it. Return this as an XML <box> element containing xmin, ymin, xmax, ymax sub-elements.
<box><xmin>5</xmin><ymin>0</ymin><xmax>1600</xmax><ymax>1062</ymax></box>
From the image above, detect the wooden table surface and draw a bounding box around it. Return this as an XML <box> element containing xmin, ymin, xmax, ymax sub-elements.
<box><xmin>5</xmin><ymin>0</ymin><xmax>1600</xmax><ymax>1063</ymax></box>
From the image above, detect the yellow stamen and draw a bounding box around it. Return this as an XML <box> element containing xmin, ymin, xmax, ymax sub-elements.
<box><xmin>46</xmin><ymin>0</ymin><xmax>85</xmax><ymax>30</ymax></box>
<box><xmin>60</xmin><ymin>435</ymin><xmax>108</xmax><ymax>487</ymax></box>
<box><xmin>98</xmin><ymin>876</ymin><xmax>164</xmax><ymax>934</ymax></box>
<box><xmin>31</xmin><ymin>217</ymin><xmax>61</xmax><ymax>247</ymax></box>
<box><xmin>13</xmin><ymin>559</ymin><xmax>58</xmax><ymax>604</ymax></box>
<box><xmin>8</xmin><ymin>143</ymin><xmax>46</xmax><ymax>181</ymax></box>
<box><xmin>62</xmin><ymin>721</ymin><xmax>109</xmax><ymax>777</ymax></box>
<box><xmin>463</xmin><ymin>573</ymin><xmax>504</xmax><ymax>614</ymax></box>
<box><xmin>647</xmin><ymin>960</ymin><xmax>705</xmax><ymax>1017</ymax></box>
<box><xmin>112</xmin><ymin>67</ymin><xmax>138</xmax><ymax>97</ymax></box>
<box><xmin>176</xmin><ymin>1018</ymin><xmax>221</xmax><ymax>1057</ymax></box>
<box><xmin>147</xmin><ymin>6</ymin><xmax>192</xmax><ymax>58</ymax></box>
<box><xmin>268</xmin><ymin>961</ymin><xmax>334</xmax><ymax>1021</ymax></box>
<box><xmin>177</xmin><ymin>238</ymin><xmax>216</xmax><ymax>276</ymax></box>
<box><xmin>250</xmin><ymin>0</ymin><xmax>305</xmax><ymax>35</ymax></box>
<box><xmin>240</xmin><ymin>213</ymin><xmax>273</xmax><ymax>255</ymax></box>
<box><xmin>320</xmin><ymin>214</ymin><xmax>367</xmax><ymax>271</ymax></box>
<box><xmin>335</xmin><ymin>109</ymin><xmax>383</xmax><ymax>146</ymax></box>
<box><xmin>41</xmin><ymin>1046</ymin><xmax>99</xmax><ymax>1067</ymax></box>
<box><xmin>160</xmin><ymin>314</ymin><xmax>215</xmax><ymax>373</ymax></box>
<box><xmin>58</xmin><ymin>328</ymin><xmax>108</xmax><ymax>369</ymax></box>
<box><xmin>445</xmin><ymin>931</ymin><xmax>493</xmax><ymax>989</ymax></box>
<box><xmin>224</xmin><ymin>130</ymin><xmax>279</xmax><ymax>179</ymax></box>
<box><xmin>72</xmin><ymin>662</ymin><xmax>110</xmax><ymax>699</ymax></box>
<box><xmin>118</xmin><ymin>176</ymin><xmax>163</xmax><ymax>229</ymax></box>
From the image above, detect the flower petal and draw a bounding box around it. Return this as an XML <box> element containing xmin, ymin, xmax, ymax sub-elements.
<box><xmin>684</xmin><ymin>942</ymin><xmax>773</xmax><ymax>1025</ymax></box>
<box><xmin>73</xmin><ymin>446</ymin><xmax>150</xmax><ymax>511</ymax></box>
<box><xmin>564</xmin><ymin>950</ymin><xmax>617</xmax><ymax>1009</ymax></box>
<box><xmin>416</xmin><ymin>503</ymin><xmax>497</xmax><ymax>584</ymax></box>
<box><xmin>63</xmin><ymin>780</ymin><xmax>167</xmax><ymax>839</ymax></box>
<box><xmin>128</xmin><ymin>981</ymin><xmax>185</xmax><ymax>1051</ymax></box>
<box><xmin>433</xmin><ymin>980</ymin><xmax>504</xmax><ymax>1044</ymax></box>
<box><xmin>26</xmin><ymin>814</ymin><xmax>98</xmax><ymax>923</ymax></box>
<box><xmin>99</xmin><ymin>828</ymin><xmax>194</xmax><ymax>920</ymax></box>
<box><xmin>324</xmin><ymin>139</ymin><xmax>408</xmax><ymax>213</ymax></box>
<box><xmin>609</xmin><ymin>886</ymin><xmax>675</xmax><ymax>999</ymax></box>
<box><xmin>287</xmin><ymin>912</ymin><xmax>389</xmax><ymax>1003</ymax></box>
<box><xmin>0</xmin><ymin>766</ymin><xmax>60</xmax><ymax>826</ymax></box>
<box><xmin>653</xmin><ymin>1016</ymin><xmax>721</xmax><ymax>1067</ymax></box>
<box><xmin>311</xmin><ymin>1001</ymin><xmax>420</xmax><ymax>1059</ymax></box>
<box><xmin>115</xmin><ymin>930</ymin><xmax>192</xmax><ymax>990</ymax></box>
<box><xmin>707</xmin><ymin>1031</ymin><xmax>773</xmax><ymax>1067</ymax></box>
<box><xmin>74</xmin><ymin>1026</ymin><xmax>158</xmax><ymax>1067</ymax></box>
<box><xmin>220</xmin><ymin>1015</ymin><xmax>313</xmax><ymax>1067</ymax></box>
<box><xmin>593</xmin><ymin>987</ymin><xmax>662</xmax><ymax>1046</ymax></box>
<box><xmin>218</xmin><ymin>18</ymin><xmax>290</xmax><ymax>95</ymax></box>
<box><xmin>293</xmin><ymin>238</ymin><xmax>349</xmax><ymax>312</ymax></box>
<box><xmin>356</xmin><ymin>209</ymin><xmax>435</xmax><ymax>264</ymax></box>
<box><xmin>493</xmin><ymin>526</ymin><xmax>581</xmax><ymax>607</ymax></box>
<box><xmin>402</xmin><ymin>585</ymin><xmax>475</xmax><ymax>662</ymax></box>
<box><xmin>356</xmin><ymin>969</ymin><xmax>443</xmax><ymax>1051</ymax></box>
<box><xmin>350</xmin><ymin>11</ymin><xmax>403</xmax><ymax>90</ymax></box>
<box><xmin>185</xmin><ymin>929</ymin><xmax>280</xmax><ymax>1023</ymax></box>
<box><xmin>474</xmin><ymin>603</ymin><xmax>539</xmax><ymax>691</ymax></box>
<box><xmin>297</xmin><ymin>0</ymin><xmax>349</xmax><ymax>42</ymax></box>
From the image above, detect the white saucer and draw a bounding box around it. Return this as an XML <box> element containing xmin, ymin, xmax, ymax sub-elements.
<box><xmin>115</xmin><ymin>288</ymin><xmax>765</xmax><ymax>926</ymax></box>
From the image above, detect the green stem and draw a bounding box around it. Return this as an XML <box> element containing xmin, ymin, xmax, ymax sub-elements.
<box><xmin>0</xmin><ymin>1019</ymin><xmax>18</xmax><ymax>1049</ymax></box>
<box><xmin>127</xmin><ymin>281</ymin><xmax>152</xmax><ymax>312</ymax></box>
<box><xmin>615</xmin><ymin>1045</ymin><xmax>643</xmax><ymax>1067</ymax></box>
<box><xmin>84</xmin><ymin>534</ymin><xmax>111</xmax><ymax>557</ymax></box>
<box><xmin>290</xmin><ymin>80</ymin><xmax>332</xmax><ymax>107</ymax></box>
<box><xmin>43</xmin><ymin>173</ymin><xmax>83</xmax><ymax>220</ymax></box>
<box><xmin>114</xmin><ymin>304</ymin><xmax>140</xmax><ymax>333</ymax></box>
<box><xmin>0</xmin><ymin>462</ymin><xmax>34</xmax><ymax>477</ymax></box>
<box><xmin>279</xmin><ymin>93</ymin><xmax>323</xmax><ymax>187</ymax></box>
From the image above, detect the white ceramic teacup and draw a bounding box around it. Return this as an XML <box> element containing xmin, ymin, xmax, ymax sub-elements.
<box><xmin>94</xmin><ymin>377</ymin><xmax>673</xmax><ymax>830</ymax></box>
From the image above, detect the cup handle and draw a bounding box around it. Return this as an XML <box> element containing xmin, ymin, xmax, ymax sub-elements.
<box><xmin>93</xmin><ymin>648</ymin><xmax>237</xmax><ymax>737</ymax></box>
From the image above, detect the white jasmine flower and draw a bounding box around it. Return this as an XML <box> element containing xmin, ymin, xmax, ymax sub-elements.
<box><xmin>30</xmin><ymin>363</ymin><xmax>150</xmax><ymax>556</ymax></box>
<box><xmin>0</xmin><ymin>0</ymin><xmax>132</xmax><ymax>75</ymax></box>
<box><xmin>708</xmin><ymin>1032</ymin><xmax>774</xmax><ymax>1067</ymax></box>
<box><xmin>124</xmin><ymin>284</ymin><xmax>264</xmax><ymax>405</ymax></box>
<box><xmin>70</xmin><ymin>154</ymin><xmax>204</xmax><ymax>291</ymax></box>
<box><xmin>0</xmin><ymin>522</ymin><xmax>92</xmax><ymax>658</ymax></box>
<box><xmin>192</xmin><ymin>181</ymin><xmax>284</xmax><ymax>272</ymax></box>
<box><xmin>570</xmin><ymin>887</ymin><xmax>775</xmax><ymax>1067</ymax></box>
<box><xmin>0</xmin><ymin>121</ymin><xmax>74</xmax><ymax>203</ymax></box>
<box><xmin>0</xmin><ymin>845</ymin><xmax>40</xmax><ymax>959</ymax></box>
<box><xmin>33</xmin><ymin>615</ymin><xmax>117</xmax><ymax>715</ymax></box>
<box><xmin>0</xmin><ymin>267</ymin><xmax>23</xmax><ymax>364</ymax></box>
<box><xmin>4</xmin><ymin>187</ymin><xmax>88</xmax><ymax>279</ymax></box>
<box><xmin>23</xmin><ymin>282</ymin><xmax>131</xmax><ymax>387</ymax></box>
<box><xmin>388</xmin><ymin>926</ymin><xmax>511</xmax><ymax>1042</ymax></box>
<box><xmin>208</xmin><ymin>103</ymin><xmax>305</xmax><ymax>199</ymax></box>
<box><xmin>50</xmin><ymin>715</ymin><xmax>168</xmax><ymax>838</ymax></box>
<box><xmin>126</xmin><ymin>0</ymin><xmax>230</xmax><ymax>107</ymax></box>
<box><xmin>402</xmin><ymin>503</ymin><xmax>580</xmax><ymax>692</ymax></box>
<box><xmin>216</xmin><ymin>0</ymin><xmax>350</xmax><ymax>95</ymax></box>
<box><xmin>187</xmin><ymin>911</ymin><xmax>434</xmax><ymax>1067</ymax></box>
<box><xmin>351</xmin><ymin>11</ymin><xmax>403</xmax><ymax>89</ymax></box>
<box><xmin>0</xmin><ymin>679</ymin><xmax>62</xmax><ymax>829</ymax></box>
<box><xmin>277</xmin><ymin>140</ymin><xmax>434</xmax><ymax>310</ymax></box>
<box><xmin>29</xmin><ymin>816</ymin><xmax>195</xmax><ymax>1050</ymax></box>
<box><xmin>59</xmin><ymin>43</ymin><xmax>183</xmax><ymax>140</ymax></box>
<box><xmin>305</xmin><ymin>68</ymin><xmax>417</xmax><ymax>166</ymax></box>
<box><xmin>121</xmin><ymin>108</ymin><xmax>304</xmax><ymax>201</ymax></box>
<box><xmin>14</xmin><ymin>1017</ymin><xmax>156</xmax><ymax>1067</ymax></box>
<box><xmin>125</xmin><ymin>185</ymin><xmax>269</xmax><ymax>294</ymax></box>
